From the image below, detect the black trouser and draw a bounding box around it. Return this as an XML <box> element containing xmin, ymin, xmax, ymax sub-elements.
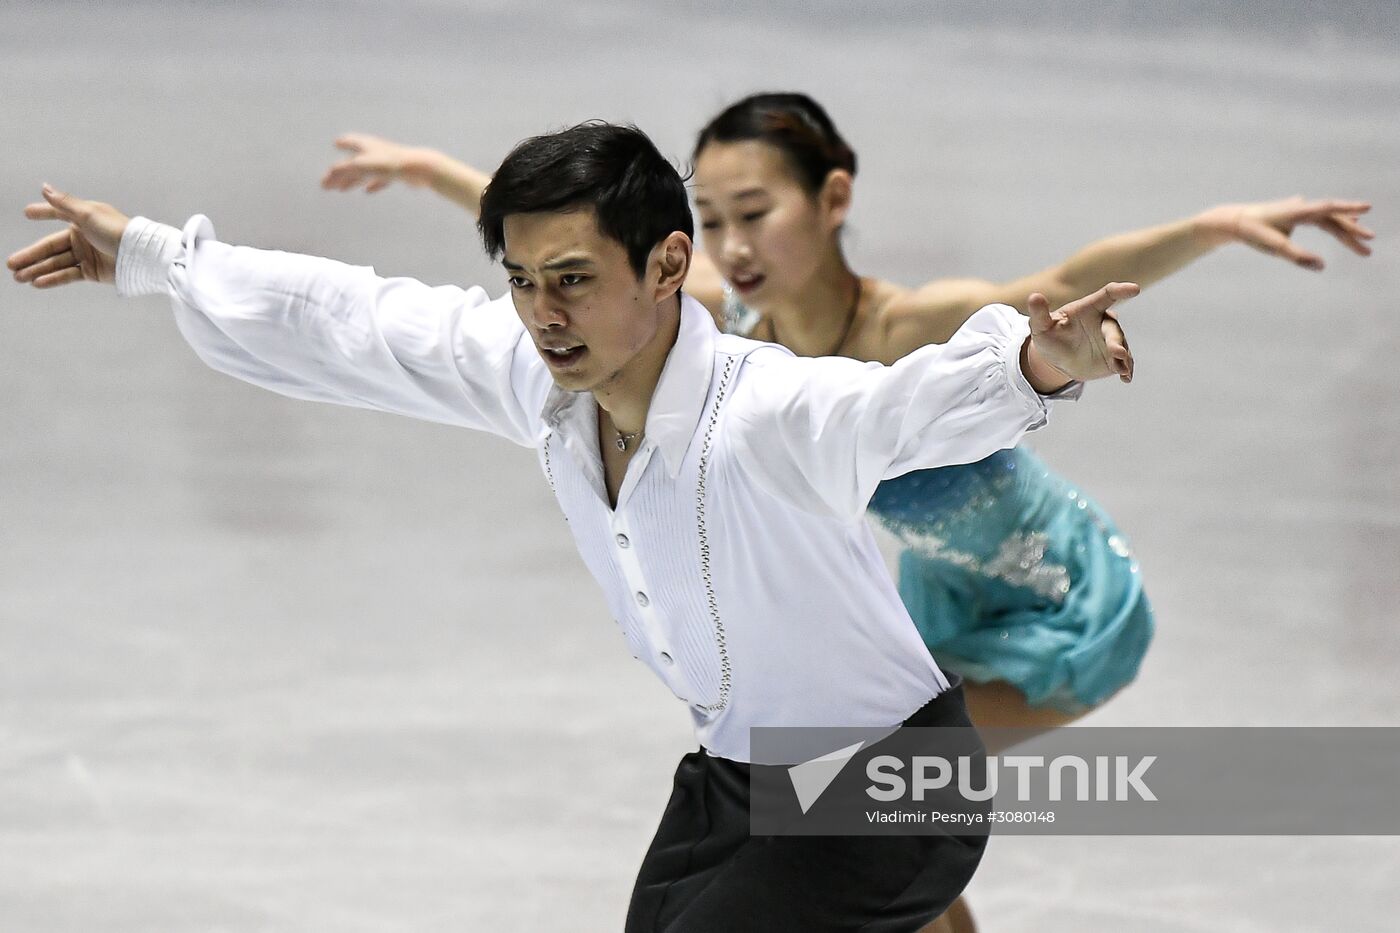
<box><xmin>626</xmin><ymin>679</ymin><xmax>988</xmax><ymax>933</ymax></box>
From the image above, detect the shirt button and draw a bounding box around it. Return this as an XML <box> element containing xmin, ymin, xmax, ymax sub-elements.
<box><xmin>659</xmin><ymin>651</ymin><xmax>673</xmax><ymax>665</ymax></box>
<box><xmin>616</xmin><ymin>533</ymin><xmax>630</xmax><ymax>548</ymax></box>
<box><xmin>635</xmin><ymin>591</ymin><xmax>649</xmax><ymax>608</ymax></box>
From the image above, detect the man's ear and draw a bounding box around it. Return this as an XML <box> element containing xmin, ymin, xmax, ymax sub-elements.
<box><xmin>651</xmin><ymin>231</ymin><xmax>693</xmax><ymax>303</ymax></box>
<box><xmin>819</xmin><ymin>169</ymin><xmax>854</xmax><ymax>232</ymax></box>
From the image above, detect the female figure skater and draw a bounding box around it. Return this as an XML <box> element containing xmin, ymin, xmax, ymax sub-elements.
<box><xmin>319</xmin><ymin>97</ymin><xmax>1372</xmax><ymax>931</ymax></box>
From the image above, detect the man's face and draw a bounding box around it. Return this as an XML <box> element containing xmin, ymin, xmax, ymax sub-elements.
<box><xmin>503</xmin><ymin>208</ymin><xmax>665</xmax><ymax>394</ymax></box>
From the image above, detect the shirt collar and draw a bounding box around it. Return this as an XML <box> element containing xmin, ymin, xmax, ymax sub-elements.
<box><xmin>538</xmin><ymin>294</ymin><xmax>717</xmax><ymax>478</ymax></box>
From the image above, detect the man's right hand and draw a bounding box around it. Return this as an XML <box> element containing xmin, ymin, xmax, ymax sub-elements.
<box><xmin>7</xmin><ymin>186</ymin><xmax>130</xmax><ymax>288</ymax></box>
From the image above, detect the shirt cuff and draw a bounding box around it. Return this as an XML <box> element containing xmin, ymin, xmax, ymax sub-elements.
<box><xmin>1042</xmin><ymin>380</ymin><xmax>1084</xmax><ymax>402</ymax></box>
<box><xmin>115</xmin><ymin>216</ymin><xmax>182</xmax><ymax>297</ymax></box>
<box><xmin>1000</xmin><ymin>313</ymin><xmax>1052</xmax><ymax>431</ymax></box>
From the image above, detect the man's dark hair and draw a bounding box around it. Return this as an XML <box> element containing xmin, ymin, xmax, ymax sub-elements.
<box><xmin>479</xmin><ymin>122</ymin><xmax>694</xmax><ymax>279</ymax></box>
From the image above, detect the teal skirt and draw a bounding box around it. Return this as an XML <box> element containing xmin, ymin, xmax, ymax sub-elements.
<box><xmin>869</xmin><ymin>448</ymin><xmax>1154</xmax><ymax>713</ymax></box>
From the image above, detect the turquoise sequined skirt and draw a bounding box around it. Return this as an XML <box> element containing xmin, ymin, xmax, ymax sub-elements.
<box><xmin>868</xmin><ymin>448</ymin><xmax>1154</xmax><ymax>713</ymax></box>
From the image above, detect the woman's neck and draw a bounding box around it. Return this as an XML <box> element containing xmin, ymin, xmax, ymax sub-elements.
<box><xmin>761</xmin><ymin>252</ymin><xmax>862</xmax><ymax>359</ymax></box>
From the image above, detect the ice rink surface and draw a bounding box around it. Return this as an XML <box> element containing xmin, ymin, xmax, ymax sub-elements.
<box><xmin>2</xmin><ymin>1</ymin><xmax>1398</xmax><ymax>930</ymax></box>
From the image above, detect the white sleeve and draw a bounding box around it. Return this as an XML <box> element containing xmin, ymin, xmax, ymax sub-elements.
<box><xmin>115</xmin><ymin>215</ymin><xmax>545</xmax><ymax>447</ymax></box>
<box><xmin>729</xmin><ymin>303</ymin><xmax>1050</xmax><ymax>522</ymax></box>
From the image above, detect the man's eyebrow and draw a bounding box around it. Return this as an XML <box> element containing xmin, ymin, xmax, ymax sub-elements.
<box><xmin>501</xmin><ymin>255</ymin><xmax>597</xmax><ymax>272</ymax></box>
<box><xmin>544</xmin><ymin>256</ymin><xmax>596</xmax><ymax>271</ymax></box>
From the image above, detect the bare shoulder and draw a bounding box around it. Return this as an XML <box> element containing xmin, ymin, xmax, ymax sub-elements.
<box><xmin>878</xmin><ymin>276</ymin><xmax>1000</xmax><ymax>359</ymax></box>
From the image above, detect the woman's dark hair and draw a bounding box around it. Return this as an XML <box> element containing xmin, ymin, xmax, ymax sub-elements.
<box><xmin>479</xmin><ymin>121</ymin><xmax>693</xmax><ymax>279</ymax></box>
<box><xmin>692</xmin><ymin>92</ymin><xmax>858</xmax><ymax>194</ymax></box>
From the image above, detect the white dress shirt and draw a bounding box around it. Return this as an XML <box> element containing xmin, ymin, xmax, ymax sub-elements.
<box><xmin>117</xmin><ymin>215</ymin><xmax>1056</xmax><ymax>763</ymax></box>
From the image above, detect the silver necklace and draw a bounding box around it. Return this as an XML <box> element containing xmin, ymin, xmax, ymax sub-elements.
<box><xmin>615</xmin><ymin>428</ymin><xmax>643</xmax><ymax>452</ymax></box>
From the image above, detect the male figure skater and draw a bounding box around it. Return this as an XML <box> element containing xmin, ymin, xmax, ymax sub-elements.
<box><xmin>9</xmin><ymin>122</ymin><xmax>1136</xmax><ymax>932</ymax></box>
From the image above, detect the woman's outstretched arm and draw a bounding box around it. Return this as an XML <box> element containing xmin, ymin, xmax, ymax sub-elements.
<box><xmin>319</xmin><ymin>133</ymin><xmax>730</xmax><ymax>320</ymax></box>
<box><xmin>884</xmin><ymin>196</ymin><xmax>1373</xmax><ymax>355</ymax></box>
<box><xmin>321</xmin><ymin>133</ymin><xmax>492</xmax><ymax>213</ymax></box>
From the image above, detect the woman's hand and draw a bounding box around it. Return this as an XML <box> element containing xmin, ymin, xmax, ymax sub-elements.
<box><xmin>320</xmin><ymin>134</ymin><xmax>491</xmax><ymax>212</ymax></box>
<box><xmin>320</xmin><ymin>133</ymin><xmax>444</xmax><ymax>194</ymax></box>
<box><xmin>1198</xmin><ymin>196</ymin><xmax>1374</xmax><ymax>271</ymax></box>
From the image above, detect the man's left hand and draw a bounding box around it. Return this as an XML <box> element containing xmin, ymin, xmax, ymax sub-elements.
<box><xmin>1024</xmin><ymin>281</ymin><xmax>1138</xmax><ymax>388</ymax></box>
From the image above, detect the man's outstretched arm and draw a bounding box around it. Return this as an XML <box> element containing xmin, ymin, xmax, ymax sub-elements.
<box><xmin>9</xmin><ymin>187</ymin><xmax>544</xmax><ymax>445</ymax></box>
<box><xmin>730</xmin><ymin>284</ymin><xmax>1137</xmax><ymax>522</ymax></box>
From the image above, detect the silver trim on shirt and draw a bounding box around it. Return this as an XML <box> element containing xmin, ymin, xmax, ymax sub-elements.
<box><xmin>692</xmin><ymin>353</ymin><xmax>739</xmax><ymax>714</ymax></box>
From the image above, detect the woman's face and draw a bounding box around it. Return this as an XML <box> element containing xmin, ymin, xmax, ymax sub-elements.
<box><xmin>693</xmin><ymin>140</ymin><xmax>841</xmax><ymax>308</ymax></box>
